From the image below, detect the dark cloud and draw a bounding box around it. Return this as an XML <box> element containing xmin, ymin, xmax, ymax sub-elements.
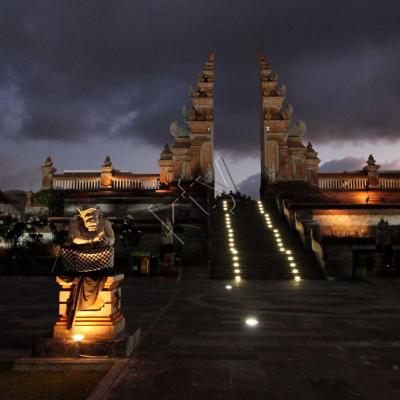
<box><xmin>320</xmin><ymin>156</ymin><xmax>400</xmax><ymax>172</ymax></box>
<box><xmin>0</xmin><ymin>0</ymin><xmax>399</xmax><ymax>179</ymax></box>
<box><xmin>319</xmin><ymin>157</ymin><xmax>366</xmax><ymax>172</ymax></box>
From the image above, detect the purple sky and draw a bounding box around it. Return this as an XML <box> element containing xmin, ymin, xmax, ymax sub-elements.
<box><xmin>0</xmin><ymin>0</ymin><xmax>399</xmax><ymax>192</ymax></box>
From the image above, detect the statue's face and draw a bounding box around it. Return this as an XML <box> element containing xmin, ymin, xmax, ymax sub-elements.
<box><xmin>78</xmin><ymin>208</ymin><xmax>100</xmax><ymax>232</ymax></box>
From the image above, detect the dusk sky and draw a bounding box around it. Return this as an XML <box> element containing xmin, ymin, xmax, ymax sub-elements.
<box><xmin>0</xmin><ymin>0</ymin><xmax>400</xmax><ymax>192</ymax></box>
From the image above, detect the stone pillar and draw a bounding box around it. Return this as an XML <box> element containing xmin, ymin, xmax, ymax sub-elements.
<box><xmin>41</xmin><ymin>156</ymin><xmax>56</xmax><ymax>190</ymax></box>
<box><xmin>304</xmin><ymin>142</ymin><xmax>320</xmax><ymax>186</ymax></box>
<box><xmin>364</xmin><ymin>154</ymin><xmax>380</xmax><ymax>189</ymax></box>
<box><xmin>158</xmin><ymin>144</ymin><xmax>174</xmax><ymax>184</ymax></box>
<box><xmin>101</xmin><ymin>155</ymin><xmax>113</xmax><ymax>189</ymax></box>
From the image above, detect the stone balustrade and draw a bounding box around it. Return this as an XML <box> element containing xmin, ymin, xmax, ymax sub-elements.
<box><xmin>0</xmin><ymin>202</ymin><xmax>21</xmax><ymax>217</ymax></box>
<box><xmin>52</xmin><ymin>175</ymin><xmax>159</xmax><ymax>191</ymax></box>
<box><xmin>53</xmin><ymin>178</ymin><xmax>101</xmax><ymax>191</ymax></box>
<box><xmin>318</xmin><ymin>173</ymin><xmax>400</xmax><ymax>191</ymax></box>
<box><xmin>318</xmin><ymin>174</ymin><xmax>368</xmax><ymax>190</ymax></box>
<box><xmin>379</xmin><ymin>177</ymin><xmax>400</xmax><ymax>190</ymax></box>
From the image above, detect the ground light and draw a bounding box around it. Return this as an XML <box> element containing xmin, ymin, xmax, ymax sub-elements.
<box><xmin>295</xmin><ymin>276</ymin><xmax>301</xmax><ymax>282</ymax></box>
<box><xmin>225</xmin><ymin>285</ymin><xmax>232</xmax><ymax>290</ymax></box>
<box><xmin>245</xmin><ymin>317</ymin><xmax>259</xmax><ymax>327</ymax></box>
<box><xmin>235</xmin><ymin>276</ymin><xmax>241</xmax><ymax>282</ymax></box>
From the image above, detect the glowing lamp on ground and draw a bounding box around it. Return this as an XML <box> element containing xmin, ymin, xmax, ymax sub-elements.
<box><xmin>278</xmin><ymin>243</ymin><xmax>283</xmax><ymax>247</ymax></box>
<box><xmin>245</xmin><ymin>317</ymin><xmax>259</xmax><ymax>327</ymax></box>
<box><xmin>276</xmin><ymin>238</ymin><xmax>282</xmax><ymax>243</ymax></box>
<box><xmin>225</xmin><ymin>285</ymin><xmax>232</xmax><ymax>290</ymax></box>
<box><xmin>285</xmin><ymin>250</ymin><xmax>292</xmax><ymax>255</ymax></box>
<box><xmin>294</xmin><ymin>276</ymin><xmax>301</xmax><ymax>282</ymax></box>
<box><xmin>72</xmin><ymin>334</ymin><xmax>84</xmax><ymax>342</ymax></box>
<box><xmin>288</xmin><ymin>256</ymin><xmax>294</xmax><ymax>261</ymax></box>
<box><xmin>234</xmin><ymin>268</ymin><xmax>241</xmax><ymax>274</ymax></box>
<box><xmin>235</xmin><ymin>275</ymin><xmax>241</xmax><ymax>282</ymax></box>
<box><xmin>233</xmin><ymin>256</ymin><xmax>239</xmax><ymax>261</ymax></box>
<box><xmin>273</xmin><ymin>229</ymin><xmax>278</xmax><ymax>233</ymax></box>
<box><xmin>290</xmin><ymin>262</ymin><xmax>296</xmax><ymax>267</ymax></box>
<box><xmin>228</xmin><ymin>233</ymin><xmax>233</xmax><ymax>237</ymax></box>
<box><xmin>233</xmin><ymin>262</ymin><xmax>239</xmax><ymax>267</ymax></box>
<box><xmin>279</xmin><ymin>248</ymin><xmax>285</xmax><ymax>252</ymax></box>
<box><xmin>292</xmin><ymin>269</ymin><xmax>299</xmax><ymax>274</ymax></box>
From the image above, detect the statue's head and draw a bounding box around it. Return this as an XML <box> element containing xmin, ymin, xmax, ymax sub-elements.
<box><xmin>77</xmin><ymin>207</ymin><xmax>100</xmax><ymax>232</ymax></box>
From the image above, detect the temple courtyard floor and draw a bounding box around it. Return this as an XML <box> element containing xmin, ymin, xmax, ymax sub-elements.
<box><xmin>1</xmin><ymin>275</ymin><xmax>400</xmax><ymax>399</ymax></box>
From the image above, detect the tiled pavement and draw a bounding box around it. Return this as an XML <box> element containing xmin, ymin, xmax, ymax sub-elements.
<box><xmin>2</xmin><ymin>277</ymin><xmax>400</xmax><ymax>399</ymax></box>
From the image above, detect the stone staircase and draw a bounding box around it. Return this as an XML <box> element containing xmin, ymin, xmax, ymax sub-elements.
<box><xmin>211</xmin><ymin>198</ymin><xmax>324</xmax><ymax>280</ymax></box>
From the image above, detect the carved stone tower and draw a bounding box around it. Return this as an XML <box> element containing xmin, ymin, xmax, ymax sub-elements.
<box><xmin>259</xmin><ymin>53</ymin><xmax>319</xmax><ymax>190</ymax></box>
<box><xmin>161</xmin><ymin>53</ymin><xmax>215</xmax><ymax>183</ymax></box>
<box><xmin>187</xmin><ymin>52</ymin><xmax>215</xmax><ymax>180</ymax></box>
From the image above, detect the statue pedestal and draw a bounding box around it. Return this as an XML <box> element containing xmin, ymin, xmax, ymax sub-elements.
<box><xmin>54</xmin><ymin>274</ymin><xmax>125</xmax><ymax>341</ymax></box>
<box><xmin>33</xmin><ymin>273</ymin><xmax>140</xmax><ymax>358</ymax></box>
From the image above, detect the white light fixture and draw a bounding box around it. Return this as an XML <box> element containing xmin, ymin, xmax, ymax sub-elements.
<box><xmin>273</xmin><ymin>229</ymin><xmax>278</xmax><ymax>233</ymax></box>
<box><xmin>233</xmin><ymin>256</ymin><xmax>239</xmax><ymax>261</ymax></box>
<box><xmin>288</xmin><ymin>256</ymin><xmax>294</xmax><ymax>261</ymax></box>
<box><xmin>245</xmin><ymin>317</ymin><xmax>259</xmax><ymax>327</ymax></box>
<box><xmin>279</xmin><ymin>248</ymin><xmax>285</xmax><ymax>252</ymax></box>
<box><xmin>294</xmin><ymin>276</ymin><xmax>301</xmax><ymax>282</ymax></box>
<box><xmin>290</xmin><ymin>262</ymin><xmax>296</xmax><ymax>267</ymax></box>
<box><xmin>72</xmin><ymin>334</ymin><xmax>84</xmax><ymax>342</ymax></box>
<box><xmin>292</xmin><ymin>269</ymin><xmax>299</xmax><ymax>274</ymax></box>
<box><xmin>225</xmin><ymin>285</ymin><xmax>232</xmax><ymax>290</ymax></box>
<box><xmin>233</xmin><ymin>262</ymin><xmax>239</xmax><ymax>267</ymax></box>
<box><xmin>285</xmin><ymin>250</ymin><xmax>292</xmax><ymax>254</ymax></box>
<box><xmin>234</xmin><ymin>268</ymin><xmax>240</xmax><ymax>274</ymax></box>
<box><xmin>235</xmin><ymin>275</ymin><xmax>241</xmax><ymax>282</ymax></box>
<box><xmin>278</xmin><ymin>243</ymin><xmax>283</xmax><ymax>247</ymax></box>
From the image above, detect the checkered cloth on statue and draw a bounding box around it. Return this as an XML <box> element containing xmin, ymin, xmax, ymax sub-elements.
<box><xmin>62</xmin><ymin>208</ymin><xmax>115</xmax><ymax>273</ymax></box>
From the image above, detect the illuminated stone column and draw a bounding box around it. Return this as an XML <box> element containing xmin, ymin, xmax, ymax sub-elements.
<box><xmin>158</xmin><ymin>144</ymin><xmax>174</xmax><ymax>184</ymax></box>
<box><xmin>101</xmin><ymin>155</ymin><xmax>113</xmax><ymax>189</ymax></box>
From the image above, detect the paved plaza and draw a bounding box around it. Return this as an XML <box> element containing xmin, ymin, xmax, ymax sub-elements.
<box><xmin>2</xmin><ymin>276</ymin><xmax>400</xmax><ymax>399</ymax></box>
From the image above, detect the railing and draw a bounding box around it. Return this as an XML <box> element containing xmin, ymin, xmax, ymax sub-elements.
<box><xmin>318</xmin><ymin>175</ymin><xmax>368</xmax><ymax>190</ymax></box>
<box><xmin>112</xmin><ymin>178</ymin><xmax>159</xmax><ymax>190</ymax></box>
<box><xmin>0</xmin><ymin>202</ymin><xmax>21</xmax><ymax>217</ymax></box>
<box><xmin>52</xmin><ymin>176</ymin><xmax>160</xmax><ymax>191</ymax></box>
<box><xmin>379</xmin><ymin>177</ymin><xmax>400</xmax><ymax>190</ymax></box>
<box><xmin>53</xmin><ymin>178</ymin><xmax>101</xmax><ymax>191</ymax></box>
